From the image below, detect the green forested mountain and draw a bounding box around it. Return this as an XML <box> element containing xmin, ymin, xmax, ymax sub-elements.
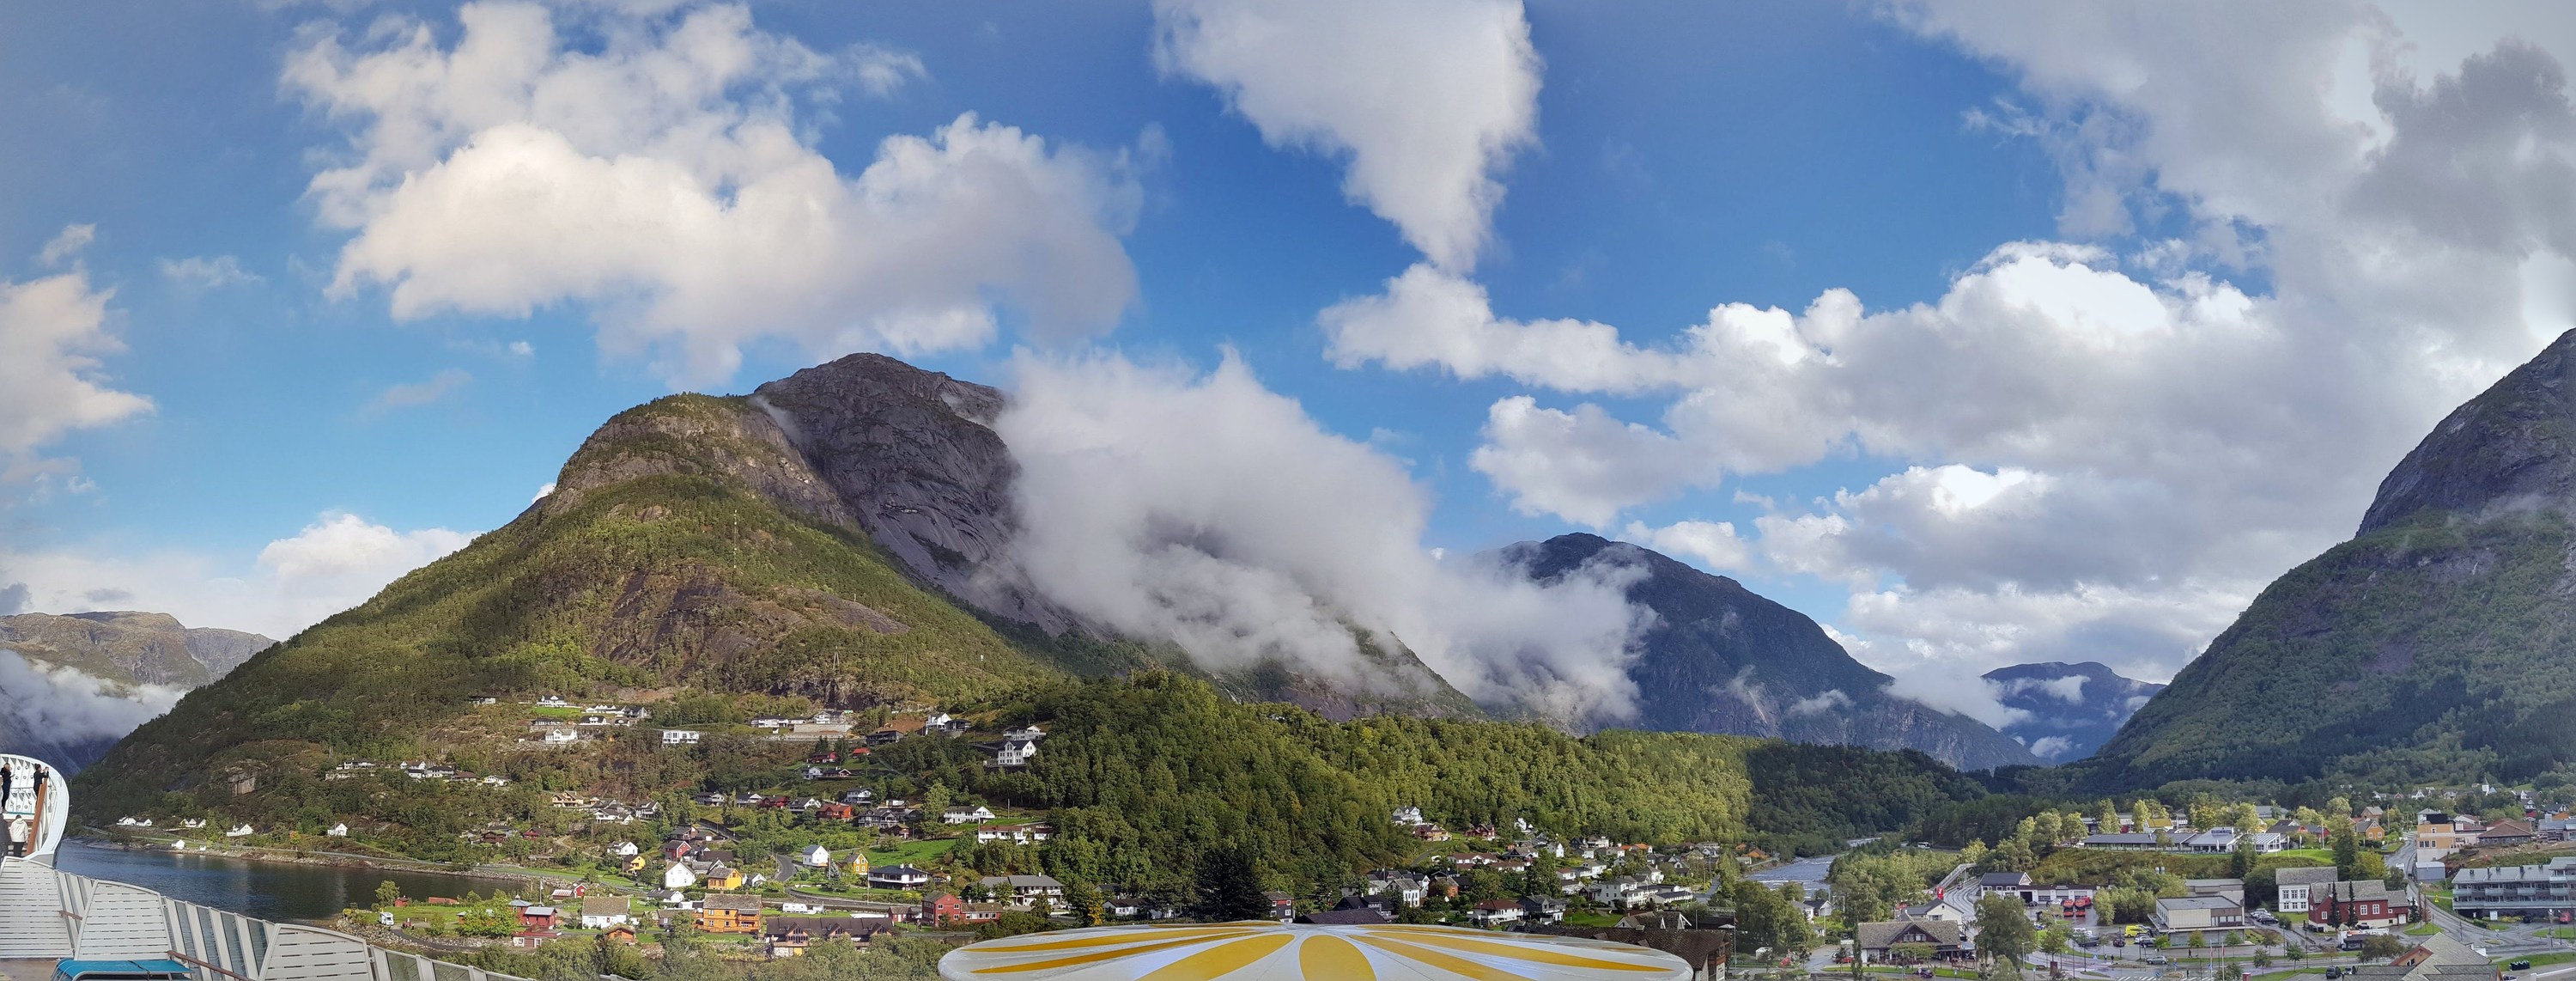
<box><xmin>2085</xmin><ymin>329</ymin><xmax>2576</xmax><ymax>789</ymax></box>
<box><xmin>76</xmin><ymin>354</ymin><xmax>1984</xmax><ymax>878</ymax></box>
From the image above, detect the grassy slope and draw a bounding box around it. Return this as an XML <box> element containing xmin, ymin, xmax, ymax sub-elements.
<box><xmin>77</xmin><ymin>395</ymin><xmax>1067</xmax><ymax>818</ymax></box>
<box><xmin>2087</xmin><ymin>510</ymin><xmax>2576</xmax><ymax>789</ymax></box>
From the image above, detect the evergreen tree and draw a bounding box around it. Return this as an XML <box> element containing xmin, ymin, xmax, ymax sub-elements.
<box><xmin>1193</xmin><ymin>847</ymin><xmax>1270</xmax><ymax>923</ymax></box>
<box><xmin>2331</xmin><ymin>826</ymin><xmax>2361</xmax><ymax>880</ymax></box>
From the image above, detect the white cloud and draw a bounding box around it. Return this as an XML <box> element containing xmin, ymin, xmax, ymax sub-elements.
<box><xmin>1996</xmin><ymin>673</ymin><xmax>2090</xmax><ymax>704</ymax></box>
<box><xmin>997</xmin><ymin>351</ymin><xmax>1649</xmax><ymax>722</ymax></box>
<box><xmin>0</xmin><ymin>650</ymin><xmax>186</xmax><ymax>748</ymax></box>
<box><xmin>37</xmin><ymin>224</ymin><xmax>94</xmax><ymax>267</ymax></box>
<box><xmin>1621</xmin><ymin>519</ymin><xmax>1753</xmax><ymax>574</ymax></box>
<box><xmin>2026</xmin><ymin>735</ymin><xmax>2076</xmax><ymax>760</ymax></box>
<box><xmin>847</xmin><ymin>42</ymin><xmax>927</xmax><ymax>97</ymax></box>
<box><xmin>157</xmin><ymin>255</ymin><xmax>262</xmax><ymax>289</ymax></box>
<box><xmin>532</xmin><ymin>481</ymin><xmax>556</xmax><ymax>502</ymax></box>
<box><xmin>1154</xmin><ymin>0</ymin><xmax>1540</xmax><ymax>271</ymax></box>
<box><xmin>287</xmin><ymin>2</ymin><xmax>1139</xmax><ymax>387</ymax></box>
<box><xmin>1</xmin><ymin>512</ymin><xmax>473</xmax><ymax>639</ymax></box>
<box><xmin>0</xmin><ymin>245</ymin><xmax>152</xmax><ymax>479</ymax></box>
<box><xmin>1318</xmin><ymin>5</ymin><xmax>2576</xmax><ymax>697</ymax></box>
<box><xmin>1783</xmin><ymin>689</ymin><xmax>1853</xmax><ymax>717</ymax></box>
<box><xmin>364</xmin><ymin>368</ymin><xmax>473</xmax><ymax>413</ymax></box>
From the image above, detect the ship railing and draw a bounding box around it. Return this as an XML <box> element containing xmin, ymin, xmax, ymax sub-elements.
<box><xmin>0</xmin><ymin>857</ymin><xmax>532</xmax><ymax>981</ymax></box>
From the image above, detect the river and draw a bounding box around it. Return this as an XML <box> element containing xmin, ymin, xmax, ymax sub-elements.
<box><xmin>53</xmin><ymin>842</ymin><xmax>520</xmax><ymax>923</ymax></box>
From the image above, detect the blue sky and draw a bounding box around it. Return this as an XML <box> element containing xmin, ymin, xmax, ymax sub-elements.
<box><xmin>8</xmin><ymin>0</ymin><xmax>2576</xmax><ymax>737</ymax></box>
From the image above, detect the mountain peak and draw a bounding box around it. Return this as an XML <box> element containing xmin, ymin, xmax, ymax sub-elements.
<box><xmin>2360</xmin><ymin>328</ymin><xmax>2576</xmax><ymax>533</ymax></box>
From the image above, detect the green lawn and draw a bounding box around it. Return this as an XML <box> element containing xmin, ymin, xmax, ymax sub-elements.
<box><xmin>529</xmin><ymin>705</ymin><xmax>582</xmax><ymax>719</ymax></box>
<box><xmin>865</xmin><ymin>838</ymin><xmax>957</xmax><ymax>868</ymax></box>
<box><xmin>1563</xmin><ymin>911</ymin><xmax>1621</xmax><ymax>928</ymax></box>
<box><xmin>2272</xmin><ymin>849</ymin><xmax>2336</xmax><ymax>863</ymax></box>
<box><xmin>2505</xmin><ymin>953</ymin><xmax>2576</xmax><ymax>969</ymax></box>
<box><xmin>2405</xmin><ymin>923</ymin><xmax>2439</xmax><ymax>936</ymax></box>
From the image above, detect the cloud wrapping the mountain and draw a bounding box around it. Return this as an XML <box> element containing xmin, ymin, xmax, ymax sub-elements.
<box><xmin>0</xmin><ymin>233</ymin><xmax>151</xmax><ymax>480</ymax></box>
<box><xmin>1324</xmin><ymin>9</ymin><xmax>2576</xmax><ymax>707</ymax></box>
<box><xmin>997</xmin><ymin>352</ymin><xmax>1649</xmax><ymax>722</ymax></box>
<box><xmin>0</xmin><ymin>649</ymin><xmax>185</xmax><ymax>746</ymax></box>
<box><xmin>1</xmin><ymin>512</ymin><xmax>471</xmax><ymax>639</ymax></box>
<box><xmin>1154</xmin><ymin>0</ymin><xmax>1540</xmax><ymax>271</ymax></box>
<box><xmin>287</xmin><ymin>2</ymin><xmax>1140</xmax><ymax>387</ymax></box>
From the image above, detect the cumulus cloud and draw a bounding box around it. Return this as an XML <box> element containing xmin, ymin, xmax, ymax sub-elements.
<box><xmin>0</xmin><ymin>650</ymin><xmax>186</xmax><ymax>747</ymax></box>
<box><xmin>364</xmin><ymin>368</ymin><xmax>473</xmax><ymax>414</ymax></box>
<box><xmin>0</xmin><ymin>235</ymin><xmax>153</xmax><ymax>481</ymax></box>
<box><xmin>1</xmin><ymin>512</ymin><xmax>473</xmax><ymax>639</ymax></box>
<box><xmin>287</xmin><ymin>2</ymin><xmax>1140</xmax><ymax>387</ymax></box>
<box><xmin>997</xmin><ymin>351</ymin><xmax>1649</xmax><ymax>722</ymax></box>
<box><xmin>1153</xmin><ymin>0</ymin><xmax>1540</xmax><ymax>271</ymax></box>
<box><xmin>2026</xmin><ymin>735</ymin><xmax>2076</xmax><ymax>760</ymax></box>
<box><xmin>1621</xmin><ymin>519</ymin><xmax>1753</xmax><ymax>574</ymax></box>
<box><xmin>157</xmin><ymin>255</ymin><xmax>261</xmax><ymax>289</ymax></box>
<box><xmin>1314</xmin><ymin>5</ymin><xmax>2576</xmax><ymax>709</ymax></box>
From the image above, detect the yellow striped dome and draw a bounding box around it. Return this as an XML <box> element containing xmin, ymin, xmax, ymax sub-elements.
<box><xmin>937</xmin><ymin>922</ymin><xmax>1693</xmax><ymax>981</ymax></box>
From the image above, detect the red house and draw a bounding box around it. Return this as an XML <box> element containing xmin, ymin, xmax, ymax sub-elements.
<box><xmin>922</xmin><ymin>892</ymin><xmax>1003</xmax><ymax>926</ymax></box>
<box><xmin>519</xmin><ymin>905</ymin><xmax>559</xmax><ymax>929</ymax></box>
<box><xmin>2310</xmin><ymin>881</ymin><xmax>2414</xmax><ymax>929</ymax></box>
<box><xmin>818</xmin><ymin>802</ymin><xmax>855</xmax><ymax>820</ymax></box>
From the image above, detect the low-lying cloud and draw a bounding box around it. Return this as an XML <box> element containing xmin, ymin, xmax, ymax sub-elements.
<box><xmin>996</xmin><ymin>351</ymin><xmax>1650</xmax><ymax>722</ymax></box>
<box><xmin>0</xmin><ymin>649</ymin><xmax>185</xmax><ymax>748</ymax></box>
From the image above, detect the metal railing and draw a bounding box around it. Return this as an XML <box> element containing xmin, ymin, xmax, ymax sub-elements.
<box><xmin>0</xmin><ymin>857</ymin><xmax>531</xmax><ymax>981</ymax></box>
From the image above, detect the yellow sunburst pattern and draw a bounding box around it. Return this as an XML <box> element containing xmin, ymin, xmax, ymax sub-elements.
<box><xmin>937</xmin><ymin>923</ymin><xmax>1694</xmax><ymax>981</ymax></box>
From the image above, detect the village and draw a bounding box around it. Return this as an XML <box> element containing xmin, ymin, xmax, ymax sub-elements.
<box><xmin>90</xmin><ymin>695</ymin><xmax>2576</xmax><ymax>978</ymax></box>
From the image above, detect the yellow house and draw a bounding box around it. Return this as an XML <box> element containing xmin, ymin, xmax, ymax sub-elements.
<box><xmin>844</xmin><ymin>853</ymin><xmax>870</xmax><ymax>876</ymax></box>
<box><xmin>706</xmin><ymin>864</ymin><xmax>745</xmax><ymax>890</ymax></box>
<box><xmin>623</xmin><ymin>853</ymin><xmax>647</xmax><ymax>874</ymax></box>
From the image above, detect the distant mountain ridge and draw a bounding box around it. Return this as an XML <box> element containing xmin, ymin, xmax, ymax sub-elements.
<box><xmin>1979</xmin><ymin>661</ymin><xmax>2164</xmax><ymax>762</ymax></box>
<box><xmin>0</xmin><ymin>611</ymin><xmax>273</xmax><ymax>772</ymax></box>
<box><xmin>2089</xmin><ymin>328</ymin><xmax>2576</xmax><ymax>788</ymax></box>
<box><xmin>1511</xmin><ymin>533</ymin><xmax>2040</xmax><ymax>771</ymax></box>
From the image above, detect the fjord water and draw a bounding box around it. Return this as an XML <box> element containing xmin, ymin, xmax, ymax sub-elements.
<box><xmin>56</xmin><ymin>841</ymin><xmax>512</xmax><ymax>923</ymax></box>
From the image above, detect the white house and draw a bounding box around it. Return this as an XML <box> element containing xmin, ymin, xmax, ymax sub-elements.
<box><xmin>663</xmin><ymin>863</ymin><xmax>699</xmax><ymax>890</ymax></box>
<box><xmin>1392</xmin><ymin>806</ymin><xmax>1426</xmax><ymax>826</ymax></box>
<box><xmin>661</xmin><ymin>729</ymin><xmax>701</xmax><ymax>746</ymax></box>
<box><xmin>2275</xmin><ymin>867</ymin><xmax>2337</xmax><ymax>913</ymax></box>
<box><xmin>542</xmin><ymin>728</ymin><xmax>579</xmax><ymax>745</ymax></box>
<box><xmin>868</xmin><ymin>865</ymin><xmax>932</xmax><ymax>890</ymax></box>
<box><xmin>996</xmin><ymin>739</ymin><xmax>1038</xmax><ymax>767</ymax></box>
<box><xmin>578</xmin><ymin>897</ymin><xmax>632</xmax><ymax>929</ymax></box>
<box><xmin>180</xmin><ymin>819</ymin><xmax>206</xmax><ymax>830</ymax></box>
<box><xmin>223</xmin><ymin>824</ymin><xmax>256</xmax><ymax>838</ymax></box>
<box><xmin>944</xmin><ymin>805</ymin><xmax>996</xmax><ymax>825</ymax></box>
<box><xmin>325</xmin><ymin>823</ymin><xmax>349</xmax><ymax>837</ymax></box>
<box><xmin>611</xmin><ymin>841</ymin><xmax>641</xmax><ymax>857</ymax></box>
<box><xmin>536</xmin><ymin>695</ymin><xmax>569</xmax><ymax>707</ymax></box>
<box><xmin>801</xmin><ymin>844</ymin><xmax>832</xmax><ymax>868</ymax></box>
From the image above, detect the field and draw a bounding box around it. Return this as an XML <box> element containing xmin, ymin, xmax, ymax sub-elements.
<box><xmin>865</xmin><ymin>838</ymin><xmax>958</xmax><ymax>868</ymax></box>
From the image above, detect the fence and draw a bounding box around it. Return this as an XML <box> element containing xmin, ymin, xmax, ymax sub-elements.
<box><xmin>0</xmin><ymin>858</ymin><xmax>531</xmax><ymax>981</ymax></box>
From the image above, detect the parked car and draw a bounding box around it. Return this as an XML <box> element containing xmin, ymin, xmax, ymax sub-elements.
<box><xmin>2511</xmin><ymin>960</ymin><xmax>2532</xmax><ymax>971</ymax></box>
<box><xmin>2143</xmin><ymin>955</ymin><xmax>2169</xmax><ymax>966</ymax></box>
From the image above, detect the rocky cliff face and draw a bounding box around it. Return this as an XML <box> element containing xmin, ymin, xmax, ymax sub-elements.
<box><xmin>749</xmin><ymin>355</ymin><xmax>1079</xmax><ymax>635</ymax></box>
<box><xmin>1980</xmin><ymin>661</ymin><xmax>2164</xmax><ymax>762</ymax></box>
<box><xmin>0</xmin><ymin>612</ymin><xmax>274</xmax><ymax>688</ymax></box>
<box><xmin>2092</xmin><ymin>328</ymin><xmax>2576</xmax><ymax>787</ymax></box>
<box><xmin>1509</xmin><ymin>533</ymin><xmax>2039</xmax><ymax>771</ymax></box>
<box><xmin>2362</xmin><ymin>332</ymin><xmax>2576</xmax><ymax>533</ymax></box>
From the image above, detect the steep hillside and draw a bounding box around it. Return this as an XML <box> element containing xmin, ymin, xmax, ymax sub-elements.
<box><xmin>1983</xmin><ymin>661</ymin><xmax>2165</xmax><ymax>762</ymax></box>
<box><xmin>2088</xmin><ymin>328</ymin><xmax>2576</xmax><ymax>788</ymax></box>
<box><xmin>78</xmin><ymin>356</ymin><xmax>1469</xmax><ymax>816</ymax></box>
<box><xmin>1511</xmin><ymin>533</ymin><xmax>2039</xmax><ymax>771</ymax></box>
